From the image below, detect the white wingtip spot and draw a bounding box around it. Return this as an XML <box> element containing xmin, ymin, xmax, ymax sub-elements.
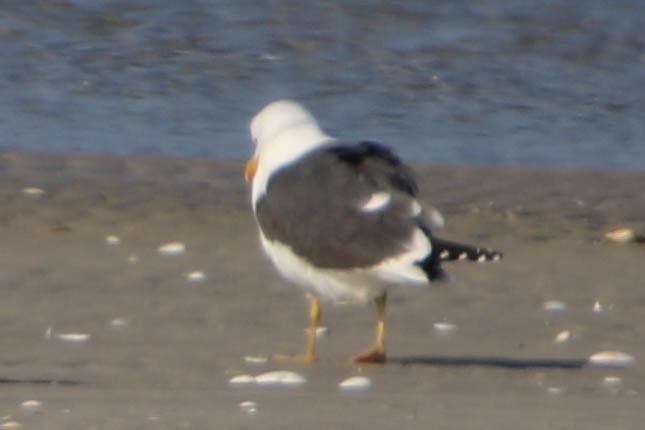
<box><xmin>458</xmin><ymin>252</ymin><xmax>468</xmax><ymax>260</ymax></box>
<box><xmin>588</xmin><ymin>351</ymin><xmax>635</xmax><ymax>368</ymax></box>
<box><xmin>477</xmin><ymin>254</ymin><xmax>487</xmax><ymax>263</ymax></box>
<box><xmin>360</xmin><ymin>192</ymin><xmax>391</xmax><ymax>212</ymax></box>
<box><xmin>439</xmin><ymin>250</ymin><xmax>450</xmax><ymax>259</ymax></box>
<box><xmin>492</xmin><ymin>254</ymin><xmax>501</xmax><ymax>262</ymax></box>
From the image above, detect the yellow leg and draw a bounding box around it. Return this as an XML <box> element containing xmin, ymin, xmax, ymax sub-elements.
<box><xmin>273</xmin><ymin>294</ymin><xmax>320</xmax><ymax>363</ymax></box>
<box><xmin>303</xmin><ymin>294</ymin><xmax>321</xmax><ymax>361</ymax></box>
<box><xmin>375</xmin><ymin>293</ymin><xmax>386</xmax><ymax>354</ymax></box>
<box><xmin>352</xmin><ymin>292</ymin><xmax>387</xmax><ymax>364</ymax></box>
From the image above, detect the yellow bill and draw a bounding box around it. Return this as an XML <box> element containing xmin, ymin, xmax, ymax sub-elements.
<box><xmin>245</xmin><ymin>156</ymin><xmax>258</xmax><ymax>182</ymax></box>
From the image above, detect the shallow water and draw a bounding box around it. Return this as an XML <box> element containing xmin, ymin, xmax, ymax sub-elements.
<box><xmin>1</xmin><ymin>0</ymin><xmax>644</xmax><ymax>169</ymax></box>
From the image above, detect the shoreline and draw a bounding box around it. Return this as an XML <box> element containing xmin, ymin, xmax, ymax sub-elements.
<box><xmin>4</xmin><ymin>147</ymin><xmax>645</xmax><ymax>174</ymax></box>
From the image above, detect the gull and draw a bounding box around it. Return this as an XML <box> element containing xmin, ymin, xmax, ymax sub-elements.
<box><xmin>245</xmin><ymin>100</ymin><xmax>502</xmax><ymax>363</ymax></box>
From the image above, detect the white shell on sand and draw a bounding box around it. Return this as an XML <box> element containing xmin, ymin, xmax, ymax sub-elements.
<box><xmin>19</xmin><ymin>400</ymin><xmax>42</xmax><ymax>414</ymax></box>
<box><xmin>244</xmin><ymin>356</ymin><xmax>268</xmax><ymax>365</ymax></box>
<box><xmin>588</xmin><ymin>351</ymin><xmax>635</xmax><ymax>367</ymax></box>
<box><xmin>338</xmin><ymin>376</ymin><xmax>372</xmax><ymax>391</ymax></box>
<box><xmin>109</xmin><ymin>317</ymin><xmax>129</xmax><ymax>328</ymax></box>
<box><xmin>230</xmin><ymin>370</ymin><xmax>307</xmax><ymax>387</ymax></box>
<box><xmin>602</xmin><ymin>376</ymin><xmax>623</xmax><ymax>389</ymax></box>
<box><xmin>238</xmin><ymin>401</ymin><xmax>258</xmax><ymax>415</ymax></box>
<box><xmin>255</xmin><ymin>371</ymin><xmax>306</xmax><ymax>387</ymax></box>
<box><xmin>304</xmin><ymin>326</ymin><xmax>330</xmax><ymax>338</ymax></box>
<box><xmin>554</xmin><ymin>330</ymin><xmax>572</xmax><ymax>344</ymax></box>
<box><xmin>229</xmin><ymin>374</ymin><xmax>255</xmax><ymax>385</ymax></box>
<box><xmin>592</xmin><ymin>301</ymin><xmax>604</xmax><ymax>312</ymax></box>
<box><xmin>157</xmin><ymin>242</ymin><xmax>186</xmax><ymax>255</ymax></box>
<box><xmin>433</xmin><ymin>322</ymin><xmax>457</xmax><ymax>335</ymax></box>
<box><xmin>21</xmin><ymin>187</ymin><xmax>45</xmax><ymax>197</ymax></box>
<box><xmin>604</xmin><ymin>228</ymin><xmax>636</xmax><ymax>243</ymax></box>
<box><xmin>185</xmin><ymin>271</ymin><xmax>205</xmax><ymax>282</ymax></box>
<box><xmin>546</xmin><ymin>387</ymin><xmax>563</xmax><ymax>396</ymax></box>
<box><xmin>105</xmin><ymin>235</ymin><xmax>121</xmax><ymax>245</ymax></box>
<box><xmin>55</xmin><ymin>333</ymin><xmax>91</xmax><ymax>343</ymax></box>
<box><xmin>45</xmin><ymin>326</ymin><xmax>91</xmax><ymax>343</ymax></box>
<box><xmin>543</xmin><ymin>300</ymin><xmax>567</xmax><ymax>312</ymax></box>
<box><xmin>0</xmin><ymin>421</ymin><xmax>22</xmax><ymax>429</ymax></box>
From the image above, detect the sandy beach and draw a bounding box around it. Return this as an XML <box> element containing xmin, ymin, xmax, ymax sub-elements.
<box><xmin>1</xmin><ymin>150</ymin><xmax>643</xmax><ymax>429</ymax></box>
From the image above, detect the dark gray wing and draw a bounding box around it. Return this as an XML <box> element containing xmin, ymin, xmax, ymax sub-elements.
<box><xmin>328</xmin><ymin>142</ymin><xmax>419</xmax><ymax>196</ymax></box>
<box><xmin>255</xmin><ymin>142</ymin><xmax>426</xmax><ymax>269</ymax></box>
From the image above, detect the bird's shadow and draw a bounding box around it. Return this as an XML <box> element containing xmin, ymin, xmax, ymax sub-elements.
<box><xmin>389</xmin><ymin>355</ymin><xmax>588</xmax><ymax>369</ymax></box>
<box><xmin>0</xmin><ymin>377</ymin><xmax>82</xmax><ymax>385</ymax></box>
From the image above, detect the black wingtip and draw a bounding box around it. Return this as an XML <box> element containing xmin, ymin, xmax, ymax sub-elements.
<box><xmin>416</xmin><ymin>237</ymin><xmax>502</xmax><ymax>282</ymax></box>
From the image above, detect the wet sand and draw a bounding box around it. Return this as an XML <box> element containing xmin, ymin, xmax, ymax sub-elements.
<box><xmin>1</xmin><ymin>150</ymin><xmax>643</xmax><ymax>429</ymax></box>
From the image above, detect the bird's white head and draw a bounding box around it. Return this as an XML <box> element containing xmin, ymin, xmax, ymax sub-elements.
<box><xmin>249</xmin><ymin>100</ymin><xmax>317</xmax><ymax>152</ymax></box>
<box><xmin>246</xmin><ymin>100</ymin><xmax>334</xmax><ymax>204</ymax></box>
